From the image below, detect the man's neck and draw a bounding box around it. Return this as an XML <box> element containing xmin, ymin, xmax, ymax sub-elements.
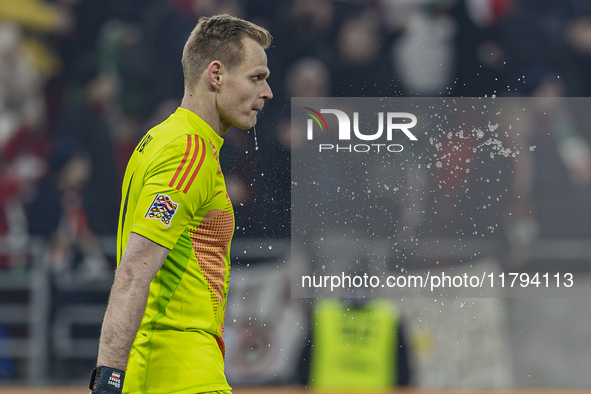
<box><xmin>180</xmin><ymin>90</ymin><xmax>228</xmax><ymax>136</ymax></box>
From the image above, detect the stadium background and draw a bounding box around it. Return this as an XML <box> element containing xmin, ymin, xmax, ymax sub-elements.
<box><xmin>2</xmin><ymin>0</ymin><xmax>591</xmax><ymax>391</ymax></box>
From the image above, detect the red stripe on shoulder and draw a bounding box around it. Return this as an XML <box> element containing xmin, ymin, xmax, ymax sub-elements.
<box><xmin>183</xmin><ymin>138</ymin><xmax>207</xmax><ymax>194</ymax></box>
<box><xmin>169</xmin><ymin>135</ymin><xmax>192</xmax><ymax>188</ymax></box>
<box><xmin>176</xmin><ymin>135</ymin><xmax>200</xmax><ymax>191</ymax></box>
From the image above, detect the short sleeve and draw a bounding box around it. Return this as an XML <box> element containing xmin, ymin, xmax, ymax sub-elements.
<box><xmin>131</xmin><ymin>134</ymin><xmax>214</xmax><ymax>249</ymax></box>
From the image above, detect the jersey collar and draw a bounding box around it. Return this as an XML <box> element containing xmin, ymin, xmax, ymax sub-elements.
<box><xmin>174</xmin><ymin>107</ymin><xmax>224</xmax><ymax>151</ymax></box>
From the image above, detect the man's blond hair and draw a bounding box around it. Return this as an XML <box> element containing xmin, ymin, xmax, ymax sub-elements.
<box><xmin>182</xmin><ymin>14</ymin><xmax>272</xmax><ymax>90</ymax></box>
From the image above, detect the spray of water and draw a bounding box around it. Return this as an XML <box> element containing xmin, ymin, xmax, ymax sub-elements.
<box><xmin>253</xmin><ymin>125</ymin><xmax>259</xmax><ymax>151</ymax></box>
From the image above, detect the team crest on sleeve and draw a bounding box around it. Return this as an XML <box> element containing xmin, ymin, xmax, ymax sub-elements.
<box><xmin>145</xmin><ymin>194</ymin><xmax>179</xmax><ymax>226</ymax></box>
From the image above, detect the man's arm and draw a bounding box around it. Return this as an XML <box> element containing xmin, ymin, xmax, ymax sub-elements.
<box><xmin>96</xmin><ymin>232</ymin><xmax>169</xmax><ymax>370</ymax></box>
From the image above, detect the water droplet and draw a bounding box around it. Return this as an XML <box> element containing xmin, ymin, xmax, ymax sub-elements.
<box><xmin>435</xmin><ymin>161</ymin><xmax>442</xmax><ymax>168</ymax></box>
<box><xmin>253</xmin><ymin>125</ymin><xmax>259</xmax><ymax>150</ymax></box>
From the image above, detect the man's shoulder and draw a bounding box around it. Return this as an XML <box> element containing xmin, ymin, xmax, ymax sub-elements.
<box><xmin>147</xmin><ymin>113</ymin><xmax>213</xmax><ymax>153</ymax></box>
<box><xmin>138</xmin><ymin>129</ymin><xmax>215</xmax><ymax>185</ymax></box>
<box><xmin>138</xmin><ymin>120</ymin><xmax>190</xmax><ymax>160</ymax></box>
<box><xmin>147</xmin><ymin>116</ymin><xmax>191</xmax><ymax>145</ymax></box>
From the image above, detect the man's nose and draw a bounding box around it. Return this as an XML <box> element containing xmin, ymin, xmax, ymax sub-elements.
<box><xmin>261</xmin><ymin>80</ymin><xmax>273</xmax><ymax>100</ymax></box>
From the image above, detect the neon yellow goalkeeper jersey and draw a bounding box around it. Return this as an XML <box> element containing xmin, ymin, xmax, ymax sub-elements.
<box><xmin>117</xmin><ymin>107</ymin><xmax>234</xmax><ymax>394</ymax></box>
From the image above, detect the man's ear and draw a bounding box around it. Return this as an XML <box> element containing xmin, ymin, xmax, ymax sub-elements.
<box><xmin>207</xmin><ymin>60</ymin><xmax>222</xmax><ymax>90</ymax></box>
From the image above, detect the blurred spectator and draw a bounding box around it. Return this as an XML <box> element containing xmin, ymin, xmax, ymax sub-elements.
<box><xmin>50</xmin><ymin>70</ymin><xmax>120</xmax><ymax>236</ymax></box>
<box><xmin>271</xmin><ymin>0</ymin><xmax>336</xmax><ymax>71</ymax></box>
<box><xmin>0</xmin><ymin>0</ymin><xmax>74</xmax><ymax>81</ymax></box>
<box><xmin>0</xmin><ymin>23</ymin><xmax>47</xmax><ymax>270</ymax></box>
<box><xmin>452</xmin><ymin>0</ymin><xmax>513</xmax><ymax>96</ymax></box>
<box><xmin>388</xmin><ymin>0</ymin><xmax>456</xmax><ymax>96</ymax></box>
<box><xmin>26</xmin><ymin>66</ymin><xmax>120</xmax><ymax>278</ymax></box>
<box><xmin>498</xmin><ymin>0</ymin><xmax>591</xmax><ymax>96</ymax></box>
<box><xmin>333</xmin><ymin>10</ymin><xmax>398</xmax><ymax>97</ymax></box>
<box><xmin>285</xmin><ymin>57</ymin><xmax>331</xmax><ymax>100</ymax></box>
<box><xmin>0</xmin><ymin>0</ymin><xmax>72</xmax><ymax>34</ymax></box>
<box><xmin>0</xmin><ymin>24</ymin><xmax>45</xmax><ymax>150</ymax></box>
<box><xmin>281</xmin><ymin>57</ymin><xmax>331</xmax><ymax>150</ymax></box>
<box><xmin>27</xmin><ymin>141</ymin><xmax>109</xmax><ymax>278</ymax></box>
<box><xmin>523</xmin><ymin>69</ymin><xmax>591</xmax><ymax>238</ymax></box>
<box><xmin>131</xmin><ymin>0</ymin><xmax>206</xmax><ymax>114</ymax></box>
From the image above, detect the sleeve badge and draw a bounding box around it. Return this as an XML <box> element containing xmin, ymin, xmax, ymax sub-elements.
<box><xmin>145</xmin><ymin>194</ymin><xmax>179</xmax><ymax>227</ymax></box>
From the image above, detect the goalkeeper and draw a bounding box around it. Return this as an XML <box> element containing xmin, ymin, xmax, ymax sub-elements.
<box><xmin>89</xmin><ymin>14</ymin><xmax>273</xmax><ymax>394</ymax></box>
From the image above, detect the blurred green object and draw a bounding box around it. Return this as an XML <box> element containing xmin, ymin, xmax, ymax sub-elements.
<box><xmin>309</xmin><ymin>299</ymin><xmax>398</xmax><ymax>391</ymax></box>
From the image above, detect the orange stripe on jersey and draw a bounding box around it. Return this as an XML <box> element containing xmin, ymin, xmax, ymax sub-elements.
<box><xmin>169</xmin><ymin>135</ymin><xmax>192</xmax><ymax>188</ymax></box>
<box><xmin>183</xmin><ymin>138</ymin><xmax>206</xmax><ymax>193</ymax></box>
<box><xmin>175</xmin><ymin>135</ymin><xmax>200</xmax><ymax>192</ymax></box>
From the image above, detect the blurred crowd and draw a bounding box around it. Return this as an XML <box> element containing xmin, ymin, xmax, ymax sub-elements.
<box><xmin>1</xmin><ymin>0</ymin><xmax>591</xmax><ymax>277</ymax></box>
